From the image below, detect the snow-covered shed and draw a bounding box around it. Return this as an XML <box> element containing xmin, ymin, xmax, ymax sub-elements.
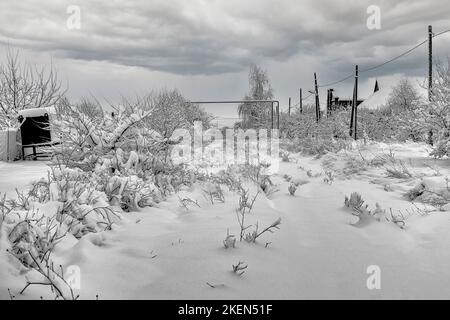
<box><xmin>17</xmin><ymin>107</ymin><xmax>57</xmax><ymax>160</ymax></box>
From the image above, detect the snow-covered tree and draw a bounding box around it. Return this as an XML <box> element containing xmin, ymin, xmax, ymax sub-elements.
<box><xmin>0</xmin><ymin>47</ymin><xmax>63</xmax><ymax>129</ymax></box>
<box><xmin>424</xmin><ymin>60</ymin><xmax>450</xmax><ymax>157</ymax></box>
<box><xmin>369</xmin><ymin>79</ymin><xmax>426</xmax><ymax>142</ymax></box>
<box><xmin>386</xmin><ymin>79</ymin><xmax>422</xmax><ymax>113</ymax></box>
<box><xmin>238</xmin><ymin>65</ymin><xmax>274</xmax><ymax>129</ymax></box>
<box><xmin>144</xmin><ymin>89</ymin><xmax>211</xmax><ymax>139</ymax></box>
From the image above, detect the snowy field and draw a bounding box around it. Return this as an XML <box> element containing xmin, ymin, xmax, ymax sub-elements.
<box><xmin>1</xmin><ymin>141</ymin><xmax>450</xmax><ymax>300</ymax></box>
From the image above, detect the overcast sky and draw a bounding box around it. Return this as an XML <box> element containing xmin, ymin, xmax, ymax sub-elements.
<box><xmin>0</xmin><ymin>0</ymin><xmax>449</xmax><ymax>121</ymax></box>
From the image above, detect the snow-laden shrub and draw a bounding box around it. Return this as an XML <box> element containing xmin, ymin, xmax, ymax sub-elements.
<box><xmin>280</xmin><ymin>108</ymin><xmax>352</xmax><ymax>157</ymax></box>
<box><xmin>235</xmin><ymin>187</ymin><xmax>259</xmax><ymax>241</ymax></box>
<box><xmin>231</xmin><ymin>261</ymin><xmax>247</xmax><ymax>276</ymax></box>
<box><xmin>0</xmin><ymin>192</ymin><xmax>82</xmax><ymax>299</ymax></box>
<box><xmin>288</xmin><ymin>183</ymin><xmax>297</xmax><ymax>196</ymax></box>
<box><xmin>382</xmin><ymin>152</ymin><xmax>413</xmax><ymax>179</ymax></box>
<box><xmin>2</xmin><ymin>167</ymin><xmax>123</xmax><ymax>241</ymax></box>
<box><xmin>344</xmin><ymin>192</ymin><xmax>366</xmax><ymax>213</ymax></box>
<box><xmin>202</xmin><ymin>182</ymin><xmax>225</xmax><ymax>204</ymax></box>
<box><xmin>238</xmin><ymin>163</ymin><xmax>277</xmax><ymax>195</ymax></box>
<box><xmin>52</xmin><ymin>96</ymin><xmax>198</xmax><ymax>210</ymax></box>
<box><xmin>53</xmin><ymin>97</ymin><xmax>164</xmax><ymax>170</ymax></box>
<box><xmin>323</xmin><ymin>170</ymin><xmax>335</xmax><ymax>184</ymax></box>
<box><xmin>423</xmin><ymin>60</ymin><xmax>450</xmax><ymax>155</ymax></box>
<box><xmin>3</xmin><ymin>93</ymin><xmax>208</xmax><ymax>298</ymax></box>
<box><xmin>430</xmin><ymin>133</ymin><xmax>450</xmax><ymax>158</ymax></box>
<box><xmin>342</xmin><ymin>154</ymin><xmax>367</xmax><ymax>176</ymax></box>
<box><xmin>292</xmin><ymin>137</ymin><xmax>351</xmax><ymax>158</ymax></box>
<box><xmin>243</xmin><ymin>218</ymin><xmax>281</xmax><ymax>244</ymax></box>
<box><xmin>344</xmin><ymin>193</ymin><xmax>388</xmax><ymax>227</ymax></box>
<box><xmin>280</xmin><ymin>150</ymin><xmax>290</xmax><ymax>162</ymax></box>
<box><xmin>223</xmin><ymin>229</ymin><xmax>236</xmax><ymax>249</ymax></box>
<box><xmin>143</xmin><ymin>89</ymin><xmax>212</xmax><ymax>139</ymax></box>
<box><xmin>281</xmin><ymin>108</ymin><xmax>349</xmax><ymax>141</ymax></box>
<box><xmin>405</xmin><ymin>177</ymin><xmax>450</xmax><ymax>207</ymax></box>
<box><xmin>358</xmin><ymin>78</ymin><xmax>427</xmax><ymax>143</ymax></box>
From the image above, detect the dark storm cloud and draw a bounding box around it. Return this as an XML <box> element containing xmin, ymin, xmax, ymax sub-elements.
<box><xmin>0</xmin><ymin>0</ymin><xmax>448</xmax><ymax>76</ymax></box>
<box><xmin>0</xmin><ymin>0</ymin><xmax>449</xmax><ymax>105</ymax></box>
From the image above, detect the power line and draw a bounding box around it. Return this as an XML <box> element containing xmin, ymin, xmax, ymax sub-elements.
<box><xmin>316</xmin><ymin>28</ymin><xmax>450</xmax><ymax>88</ymax></box>
<box><xmin>318</xmin><ymin>74</ymin><xmax>354</xmax><ymax>88</ymax></box>
<box><xmin>291</xmin><ymin>92</ymin><xmax>313</xmax><ymax>107</ymax></box>
<box><xmin>301</xmin><ymin>92</ymin><xmax>314</xmax><ymax>101</ymax></box>
<box><xmin>433</xmin><ymin>29</ymin><xmax>450</xmax><ymax>37</ymax></box>
<box><xmin>359</xmin><ymin>39</ymin><xmax>428</xmax><ymax>73</ymax></box>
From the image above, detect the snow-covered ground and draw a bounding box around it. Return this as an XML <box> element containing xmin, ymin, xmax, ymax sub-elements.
<box><xmin>1</xmin><ymin>141</ymin><xmax>450</xmax><ymax>299</ymax></box>
<box><xmin>0</xmin><ymin>161</ymin><xmax>49</xmax><ymax>196</ymax></box>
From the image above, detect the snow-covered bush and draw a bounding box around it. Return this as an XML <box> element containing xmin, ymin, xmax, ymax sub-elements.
<box><xmin>420</xmin><ymin>60</ymin><xmax>450</xmax><ymax>156</ymax></box>
<box><xmin>231</xmin><ymin>261</ymin><xmax>247</xmax><ymax>276</ymax></box>
<box><xmin>53</xmin><ymin>96</ymin><xmax>160</xmax><ymax>169</ymax></box>
<box><xmin>282</xmin><ymin>136</ymin><xmax>351</xmax><ymax>158</ymax></box>
<box><xmin>323</xmin><ymin>170</ymin><xmax>335</xmax><ymax>184</ymax></box>
<box><xmin>143</xmin><ymin>89</ymin><xmax>211</xmax><ymax>139</ymax></box>
<box><xmin>280</xmin><ymin>150</ymin><xmax>290</xmax><ymax>162</ymax></box>
<box><xmin>281</xmin><ymin>108</ymin><xmax>349</xmax><ymax>141</ymax></box>
<box><xmin>280</xmin><ymin>107</ymin><xmax>352</xmax><ymax>158</ymax></box>
<box><xmin>388</xmin><ymin>209</ymin><xmax>406</xmax><ymax>229</ymax></box>
<box><xmin>1</xmin><ymin>191</ymin><xmax>83</xmax><ymax>299</ymax></box>
<box><xmin>235</xmin><ymin>187</ymin><xmax>259</xmax><ymax>241</ymax></box>
<box><xmin>239</xmin><ymin>163</ymin><xmax>277</xmax><ymax>195</ymax></box>
<box><xmin>223</xmin><ymin>229</ymin><xmax>236</xmax><ymax>249</ymax></box>
<box><xmin>344</xmin><ymin>192</ymin><xmax>366</xmax><ymax>213</ymax></box>
<box><xmin>342</xmin><ymin>154</ymin><xmax>368</xmax><ymax>176</ymax></box>
<box><xmin>382</xmin><ymin>151</ymin><xmax>413</xmax><ymax>179</ymax></box>
<box><xmin>344</xmin><ymin>192</ymin><xmax>384</xmax><ymax>226</ymax></box>
<box><xmin>4</xmin><ymin>92</ymin><xmax>208</xmax><ymax>298</ymax></box>
<box><xmin>51</xmin><ymin>95</ymin><xmax>200</xmax><ymax>210</ymax></box>
<box><xmin>288</xmin><ymin>183</ymin><xmax>297</xmax><ymax>196</ymax></box>
<box><xmin>358</xmin><ymin>107</ymin><xmax>426</xmax><ymax>143</ymax></box>
<box><xmin>405</xmin><ymin>177</ymin><xmax>450</xmax><ymax>207</ymax></box>
<box><xmin>430</xmin><ymin>136</ymin><xmax>450</xmax><ymax>158</ymax></box>
<box><xmin>178</xmin><ymin>196</ymin><xmax>200</xmax><ymax>211</ymax></box>
<box><xmin>243</xmin><ymin>218</ymin><xmax>281</xmax><ymax>244</ymax></box>
<box><xmin>203</xmin><ymin>182</ymin><xmax>225</xmax><ymax>204</ymax></box>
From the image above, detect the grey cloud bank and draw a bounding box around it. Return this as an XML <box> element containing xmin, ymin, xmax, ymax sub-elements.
<box><xmin>0</xmin><ymin>0</ymin><xmax>449</xmax><ymax>112</ymax></box>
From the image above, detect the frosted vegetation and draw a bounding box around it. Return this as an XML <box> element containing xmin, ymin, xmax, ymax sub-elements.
<box><xmin>0</xmin><ymin>50</ymin><xmax>450</xmax><ymax>299</ymax></box>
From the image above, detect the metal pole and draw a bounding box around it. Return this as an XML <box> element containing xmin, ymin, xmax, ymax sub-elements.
<box><xmin>428</xmin><ymin>25</ymin><xmax>433</xmax><ymax>101</ymax></box>
<box><xmin>288</xmin><ymin>97</ymin><xmax>291</xmax><ymax>116</ymax></box>
<box><xmin>299</xmin><ymin>88</ymin><xmax>303</xmax><ymax>113</ymax></box>
<box><xmin>271</xmin><ymin>102</ymin><xmax>274</xmax><ymax>129</ymax></box>
<box><xmin>326</xmin><ymin>89</ymin><xmax>330</xmax><ymax>117</ymax></box>
<box><xmin>6</xmin><ymin>127</ymin><xmax>10</xmax><ymax>162</ymax></box>
<box><xmin>276</xmin><ymin>101</ymin><xmax>280</xmax><ymax>130</ymax></box>
<box><xmin>349</xmin><ymin>68</ymin><xmax>356</xmax><ymax>137</ymax></box>
<box><xmin>314</xmin><ymin>73</ymin><xmax>319</xmax><ymax>122</ymax></box>
<box><xmin>353</xmin><ymin>65</ymin><xmax>359</xmax><ymax>140</ymax></box>
<box><xmin>329</xmin><ymin>89</ymin><xmax>332</xmax><ymax>116</ymax></box>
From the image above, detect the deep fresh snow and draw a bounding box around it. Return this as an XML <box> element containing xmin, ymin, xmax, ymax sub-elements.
<box><xmin>1</xmin><ymin>142</ymin><xmax>450</xmax><ymax>299</ymax></box>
